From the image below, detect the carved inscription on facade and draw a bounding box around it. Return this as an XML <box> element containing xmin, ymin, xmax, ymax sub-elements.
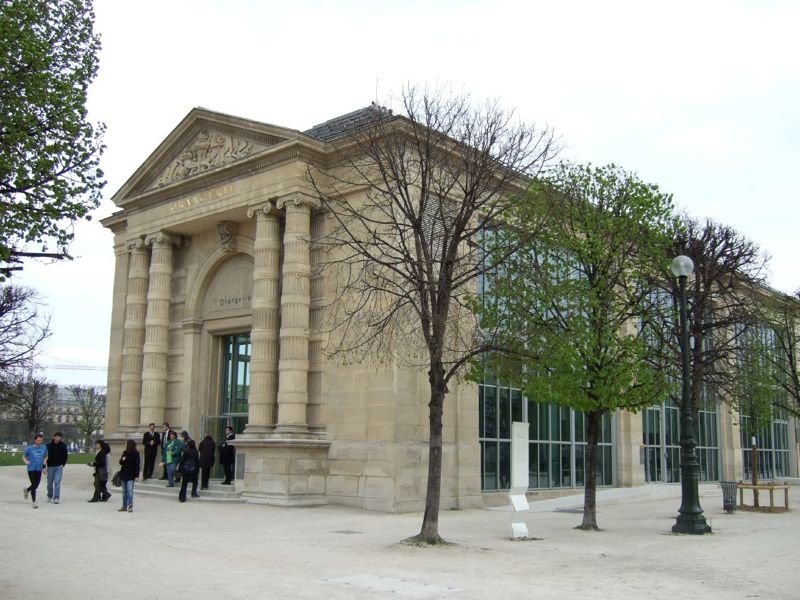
<box><xmin>168</xmin><ymin>183</ymin><xmax>234</xmax><ymax>214</ymax></box>
<box><xmin>157</xmin><ymin>130</ymin><xmax>262</xmax><ymax>187</ymax></box>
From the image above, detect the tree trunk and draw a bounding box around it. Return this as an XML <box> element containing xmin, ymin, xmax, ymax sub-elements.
<box><xmin>412</xmin><ymin>363</ymin><xmax>447</xmax><ymax>544</ymax></box>
<box><xmin>752</xmin><ymin>441</ymin><xmax>760</xmax><ymax>508</ymax></box>
<box><xmin>578</xmin><ymin>410</ymin><xmax>601</xmax><ymax>531</ymax></box>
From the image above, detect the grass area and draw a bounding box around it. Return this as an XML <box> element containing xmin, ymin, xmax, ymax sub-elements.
<box><xmin>0</xmin><ymin>452</ymin><xmax>25</xmax><ymax>467</ymax></box>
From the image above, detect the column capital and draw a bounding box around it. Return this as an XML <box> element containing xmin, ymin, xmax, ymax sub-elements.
<box><xmin>145</xmin><ymin>231</ymin><xmax>182</xmax><ymax>248</ymax></box>
<box><xmin>127</xmin><ymin>237</ymin><xmax>147</xmax><ymax>252</ymax></box>
<box><xmin>247</xmin><ymin>202</ymin><xmax>276</xmax><ymax>219</ymax></box>
<box><xmin>275</xmin><ymin>193</ymin><xmax>320</xmax><ymax>211</ymax></box>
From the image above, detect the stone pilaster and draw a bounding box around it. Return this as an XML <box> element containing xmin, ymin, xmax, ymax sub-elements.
<box><xmin>139</xmin><ymin>232</ymin><xmax>179</xmax><ymax>427</ymax></box>
<box><xmin>274</xmin><ymin>194</ymin><xmax>319</xmax><ymax>434</ymax></box>
<box><xmin>245</xmin><ymin>203</ymin><xmax>281</xmax><ymax>434</ymax></box>
<box><xmin>308</xmin><ymin>210</ymin><xmax>326</xmax><ymax>432</ymax></box>
<box><xmin>118</xmin><ymin>238</ymin><xmax>149</xmax><ymax>430</ymax></box>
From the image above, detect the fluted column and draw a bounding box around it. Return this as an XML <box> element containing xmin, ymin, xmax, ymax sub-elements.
<box><xmin>274</xmin><ymin>194</ymin><xmax>319</xmax><ymax>434</ymax></box>
<box><xmin>118</xmin><ymin>238</ymin><xmax>149</xmax><ymax>430</ymax></box>
<box><xmin>139</xmin><ymin>232</ymin><xmax>179</xmax><ymax>427</ymax></box>
<box><xmin>308</xmin><ymin>210</ymin><xmax>326</xmax><ymax>431</ymax></box>
<box><xmin>245</xmin><ymin>203</ymin><xmax>281</xmax><ymax>434</ymax></box>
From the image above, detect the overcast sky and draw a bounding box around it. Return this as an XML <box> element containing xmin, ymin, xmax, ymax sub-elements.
<box><xmin>17</xmin><ymin>0</ymin><xmax>800</xmax><ymax>386</ymax></box>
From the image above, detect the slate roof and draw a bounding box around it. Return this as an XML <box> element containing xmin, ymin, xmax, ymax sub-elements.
<box><xmin>303</xmin><ymin>103</ymin><xmax>393</xmax><ymax>142</ymax></box>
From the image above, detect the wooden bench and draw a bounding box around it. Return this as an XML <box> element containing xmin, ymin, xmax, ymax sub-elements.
<box><xmin>737</xmin><ymin>481</ymin><xmax>790</xmax><ymax>511</ymax></box>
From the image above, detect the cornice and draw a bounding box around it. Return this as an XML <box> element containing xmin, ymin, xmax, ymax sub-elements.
<box><xmin>115</xmin><ymin>138</ymin><xmax>328</xmax><ymax>214</ymax></box>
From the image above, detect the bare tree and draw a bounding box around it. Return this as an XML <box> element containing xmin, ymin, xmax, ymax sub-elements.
<box><xmin>69</xmin><ymin>384</ymin><xmax>105</xmax><ymax>445</ymax></box>
<box><xmin>646</xmin><ymin>216</ymin><xmax>770</xmax><ymax>417</ymax></box>
<box><xmin>309</xmin><ymin>88</ymin><xmax>557</xmax><ymax>543</ymax></box>
<box><xmin>0</xmin><ymin>285</ymin><xmax>50</xmax><ymax>390</ymax></box>
<box><xmin>1</xmin><ymin>372</ymin><xmax>57</xmax><ymax>439</ymax></box>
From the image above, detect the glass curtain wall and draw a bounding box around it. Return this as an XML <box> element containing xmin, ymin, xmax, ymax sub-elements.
<box><xmin>739</xmin><ymin>324</ymin><xmax>792</xmax><ymax>479</ymax></box>
<box><xmin>480</xmin><ymin>377</ymin><xmax>614</xmax><ymax>491</ymax></box>
<box><xmin>642</xmin><ymin>390</ymin><xmax>720</xmax><ymax>483</ymax></box>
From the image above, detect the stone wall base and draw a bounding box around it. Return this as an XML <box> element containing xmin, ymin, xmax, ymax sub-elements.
<box><xmin>234</xmin><ymin>436</ymin><xmax>330</xmax><ymax>507</ymax></box>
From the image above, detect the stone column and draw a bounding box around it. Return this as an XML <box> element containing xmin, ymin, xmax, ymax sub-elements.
<box><xmin>308</xmin><ymin>210</ymin><xmax>326</xmax><ymax>431</ymax></box>
<box><xmin>274</xmin><ymin>194</ymin><xmax>319</xmax><ymax>434</ymax></box>
<box><xmin>139</xmin><ymin>232</ymin><xmax>179</xmax><ymax>427</ymax></box>
<box><xmin>118</xmin><ymin>238</ymin><xmax>149</xmax><ymax>430</ymax></box>
<box><xmin>245</xmin><ymin>203</ymin><xmax>281</xmax><ymax>434</ymax></box>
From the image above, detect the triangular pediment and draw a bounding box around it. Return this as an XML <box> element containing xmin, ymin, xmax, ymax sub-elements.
<box><xmin>151</xmin><ymin>128</ymin><xmax>267</xmax><ymax>189</ymax></box>
<box><xmin>112</xmin><ymin>108</ymin><xmax>308</xmax><ymax>205</ymax></box>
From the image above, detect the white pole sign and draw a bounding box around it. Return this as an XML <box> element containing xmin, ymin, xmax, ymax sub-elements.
<box><xmin>509</xmin><ymin>421</ymin><xmax>530</xmax><ymax>539</ymax></box>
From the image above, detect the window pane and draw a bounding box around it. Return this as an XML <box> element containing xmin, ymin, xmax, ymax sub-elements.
<box><xmin>484</xmin><ymin>386</ymin><xmax>497</xmax><ymax>438</ymax></box>
<box><xmin>499</xmin><ymin>387</ymin><xmax>511</xmax><ymax>439</ymax></box>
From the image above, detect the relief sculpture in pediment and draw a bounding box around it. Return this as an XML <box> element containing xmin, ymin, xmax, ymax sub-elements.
<box><xmin>157</xmin><ymin>129</ymin><xmax>258</xmax><ymax>187</ymax></box>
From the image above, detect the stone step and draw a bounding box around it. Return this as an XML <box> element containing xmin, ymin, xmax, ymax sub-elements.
<box><xmin>133</xmin><ymin>479</ymin><xmax>245</xmax><ymax>503</ymax></box>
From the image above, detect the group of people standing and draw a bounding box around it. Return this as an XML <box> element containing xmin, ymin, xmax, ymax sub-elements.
<box><xmin>142</xmin><ymin>422</ymin><xmax>236</xmax><ymax>502</ymax></box>
<box><xmin>21</xmin><ymin>423</ymin><xmax>236</xmax><ymax>512</ymax></box>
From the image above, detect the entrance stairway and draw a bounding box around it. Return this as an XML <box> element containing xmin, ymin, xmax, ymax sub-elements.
<box><xmin>134</xmin><ymin>478</ymin><xmax>245</xmax><ymax>503</ymax></box>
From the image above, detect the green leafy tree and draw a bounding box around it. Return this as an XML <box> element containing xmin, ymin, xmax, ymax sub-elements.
<box><xmin>475</xmin><ymin>162</ymin><xmax>675</xmax><ymax>530</ymax></box>
<box><xmin>0</xmin><ymin>0</ymin><xmax>105</xmax><ymax>278</ymax></box>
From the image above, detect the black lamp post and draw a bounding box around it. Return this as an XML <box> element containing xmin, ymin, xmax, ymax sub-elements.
<box><xmin>671</xmin><ymin>255</ymin><xmax>712</xmax><ymax>535</ymax></box>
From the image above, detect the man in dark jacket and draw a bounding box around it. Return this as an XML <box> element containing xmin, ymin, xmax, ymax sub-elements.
<box><xmin>46</xmin><ymin>432</ymin><xmax>68</xmax><ymax>504</ymax></box>
<box><xmin>198</xmin><ymin>434</ymin><xmax>216</xmax><ymax>490</ymax></box>
<box><xmin>219</xmin><ymin>426</ymin><xmax>235</xmax><ymax>485</ymax></box>
<box><xmin>142</xmin><ymin>423</ymin><xmax>160</xmax><ymax>480</ymax></box>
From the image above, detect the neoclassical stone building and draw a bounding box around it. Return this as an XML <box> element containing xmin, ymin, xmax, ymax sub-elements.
<box><xmin>102</xmin><ymin>106</ymin><xmax>482</xmax><ymax>510</ymax></box>
<box><xmin>102</xmin><ymin>106</ymin><xmax>799</xmax><ymax>511</ymax></box>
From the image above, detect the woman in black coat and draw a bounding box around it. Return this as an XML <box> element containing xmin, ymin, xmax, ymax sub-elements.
<box><xmin>198</xmin><ymin>434</ymin><xmax>215</xmax><ymax>490</ymax></box>
<box><xmin>118</xmin><ymin>439</ymin><xmax>141</xmax><ymax>512</ymax></box>
<box><xmin>177</xmin><ymin>439</ymin><xmax>200</xmax><ymax>502</ymax></box>
<box><xmin>87</xmin><ymin>440</ymin><xmax>111</xmax><ymax>502</ymax></box>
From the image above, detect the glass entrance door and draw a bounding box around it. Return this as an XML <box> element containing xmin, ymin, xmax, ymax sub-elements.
<box><xmin>221</xmin><ymin>333</ymin><xmax>250</xmax><ymax>434</ymax></box>
<box><xmin>201</xmin><ymin>333</ymin><xmax>250</xmax><ymax>480</ymax></box>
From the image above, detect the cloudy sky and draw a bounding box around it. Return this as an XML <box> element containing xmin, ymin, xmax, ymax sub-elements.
<box><xmin>17</xmin><ymin>0</ymin><xmax>800</xmax><ymax>386</ymax></box>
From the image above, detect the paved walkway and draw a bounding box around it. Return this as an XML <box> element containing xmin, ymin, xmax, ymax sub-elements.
<box><xmin>1</xmin><ymin>465</ymin><xmax>797</xmax><ymax>600</ymax></box>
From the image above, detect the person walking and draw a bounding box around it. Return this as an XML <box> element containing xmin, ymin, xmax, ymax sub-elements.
<box><xmin>198</xmin><ymin>434</ymin><xmax>215</xmax><ymax>490</ymax></box>
<box><xmin>22</xmin><ymin>433</ymin><xmax>48</xmax><ymax>509</ymax></box>
<box><xmin>87</xmin><ymin>439</ymin><xmax>111</xmax><ymax>502</ymax></box>
<box><xmin>118</xmin><ymin>439</ymin><xmax>141</xmax><ymax>513</ymax></box>
<box><xmin>142</xmin><ymin>423</ymin><xmax>160</xmax><ymax>480</ymax></box>
<box><xmin>163</xmin><ymin>430</ymin><xmax>184</xmax><ymax>487</ymax></box>
<box><xmin>45</xmin><ymin>431</ymin><xmax>68</xmax><ymax>504</ymax></box>
<box><xmin>219</xmin><ymin>426</ymin><xmax>236</xmax><ymax>485</ymax></box>
<box><xmin>177</xmin><ymin>439</ymin><xmax>200</xmax><ymax>502</ymax></box>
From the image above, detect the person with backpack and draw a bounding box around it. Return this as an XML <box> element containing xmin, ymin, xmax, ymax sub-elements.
<box><xmin>177</xmin><ymin>439</ymin><xmax>200</xmax><ymax>502</ymax></box>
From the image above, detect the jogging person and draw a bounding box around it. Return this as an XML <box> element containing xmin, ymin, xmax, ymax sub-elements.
<box><xmin>23</xmin><ymin>434</ymin><xmax>48</xmax><ymax>509</ymax></box>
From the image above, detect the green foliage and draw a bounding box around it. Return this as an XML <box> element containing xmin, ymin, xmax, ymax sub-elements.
<box><xmin>475</xmin><ymin>162</ymin><xmax>676</xmax><ymax>415</ymax></box>
<box><xmin>733</xmin><ymin>329</ymin><xmax>777</xmax><ymax>431</ymax></box>
<box><xmin>0</xmin><ymin>0</ymin><xmax>105</xmax><ymax>275</ymax></box>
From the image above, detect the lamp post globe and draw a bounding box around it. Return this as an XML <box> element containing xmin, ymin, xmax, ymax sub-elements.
<box><xmin>670</xmin><ymin>255</ymin><xmax>694</xmax><ymax>278</ymax></box>
<box><xmin>671</xmin><ymin>254</ymin><xmax>711</xmax><ymax>534</ymax></box>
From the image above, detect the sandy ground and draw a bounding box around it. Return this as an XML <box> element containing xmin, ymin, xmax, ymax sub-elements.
<box><xmin>0</xmin><ymin>465</ymin><xmax>798</xmax><ymax>600</ymax></box>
